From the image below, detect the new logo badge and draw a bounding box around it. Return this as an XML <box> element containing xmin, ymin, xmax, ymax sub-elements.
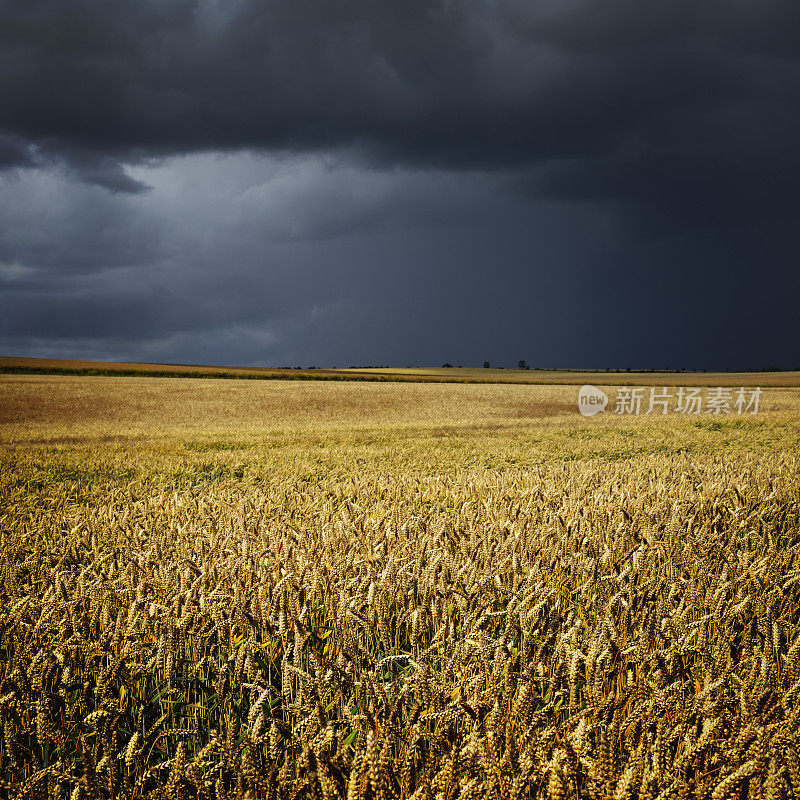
<box><xmin>578</xmin><ymin>385</ymin><xmax>608</xmax><ymax>417</ymax></box>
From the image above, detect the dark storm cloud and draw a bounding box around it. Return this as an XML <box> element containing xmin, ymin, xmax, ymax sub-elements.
<box><xmin>2</xmin><ymin>0</ymin><xmax>799</xmax><ymax>235</ymax></box>
<box><xmin>535</xmin><ymin>152</ymin><xmax>800</xmax><ymax>236</ymax></box>
<box><xmin>0</xmin><ymin>171</ymin><xmax>165</xmax><ymax>274</ymax></box>
<box><xmin>1</xmin><ymin>0</ymin><xmax>799</xmax><ymax>368</ymax></box>
<box><xmin>0</xmin><ymin>157</ymin><xmax>535</xmax><ymax>359</ymax></box>
<box><xmin>0</xmin><ymin>133</ymin><xmax>35</xmax><ymax>169</ymax></box>
<box><xmin>2</xmin><ymin>1</ymin><xmax>798</xmax><ymax>179</ymax></box>
<box><xmin>59</xmin><ymin>152</ymin><xmax>152</xmax><ymax>194</ymax></box>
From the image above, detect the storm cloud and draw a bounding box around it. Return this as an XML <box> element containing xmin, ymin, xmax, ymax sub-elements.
<box><xmin>1</xmin><ymin>0</ymin><xmax>798</xmax><ymax>368</ymax></box>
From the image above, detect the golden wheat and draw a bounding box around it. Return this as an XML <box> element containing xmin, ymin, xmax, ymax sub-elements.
<box><xmin>1</xmin><ymin>376</ymin><xmax>799</xmax><ymax>798</ymax></box>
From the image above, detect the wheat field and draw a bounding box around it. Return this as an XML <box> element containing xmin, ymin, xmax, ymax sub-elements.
<box><xmin>1</xmin><ymin>376</ymin><xmax>800</xmax><ymax>799</ymax></box>
<box><xmin>5</xmin><ymin>357</ymin><xmax>800</xmax><ymax>387</ymax></box>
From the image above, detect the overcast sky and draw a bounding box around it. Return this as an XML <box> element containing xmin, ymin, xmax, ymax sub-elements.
<box><xmin>1</xmin><ymin>0</ymin><xmax>798</xmax><ymax>369</ymax></box>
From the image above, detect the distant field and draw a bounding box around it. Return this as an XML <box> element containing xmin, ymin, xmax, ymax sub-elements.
<box><xmin>0</xmin><ymin>355</ymin><xmax>378</xmax><ymax>383</ymax></box>
<box><xmin>3</xmin><ymin>355</ymin><xmax>800</xmax><ymax>385</ymax></box>
<box><xmin>2</xmin><ymin>374</ymin><xmax>800</xmax><ymax>798</ymax></box>
<box><xmin>344</xmin><ymin>365</ymin><xmax>800</xmax><ymax>386</ymax></box>
<box><xmin>2</xmin><ymin>374</ymin><xmax>799</xmax><ymax>446</ymax></box>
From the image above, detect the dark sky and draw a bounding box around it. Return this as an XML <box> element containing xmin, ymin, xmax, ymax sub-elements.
<box><xmin>1</xmin><ymin>0</ymin><xmax>798</xmax><ymax>369</ymax></box>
